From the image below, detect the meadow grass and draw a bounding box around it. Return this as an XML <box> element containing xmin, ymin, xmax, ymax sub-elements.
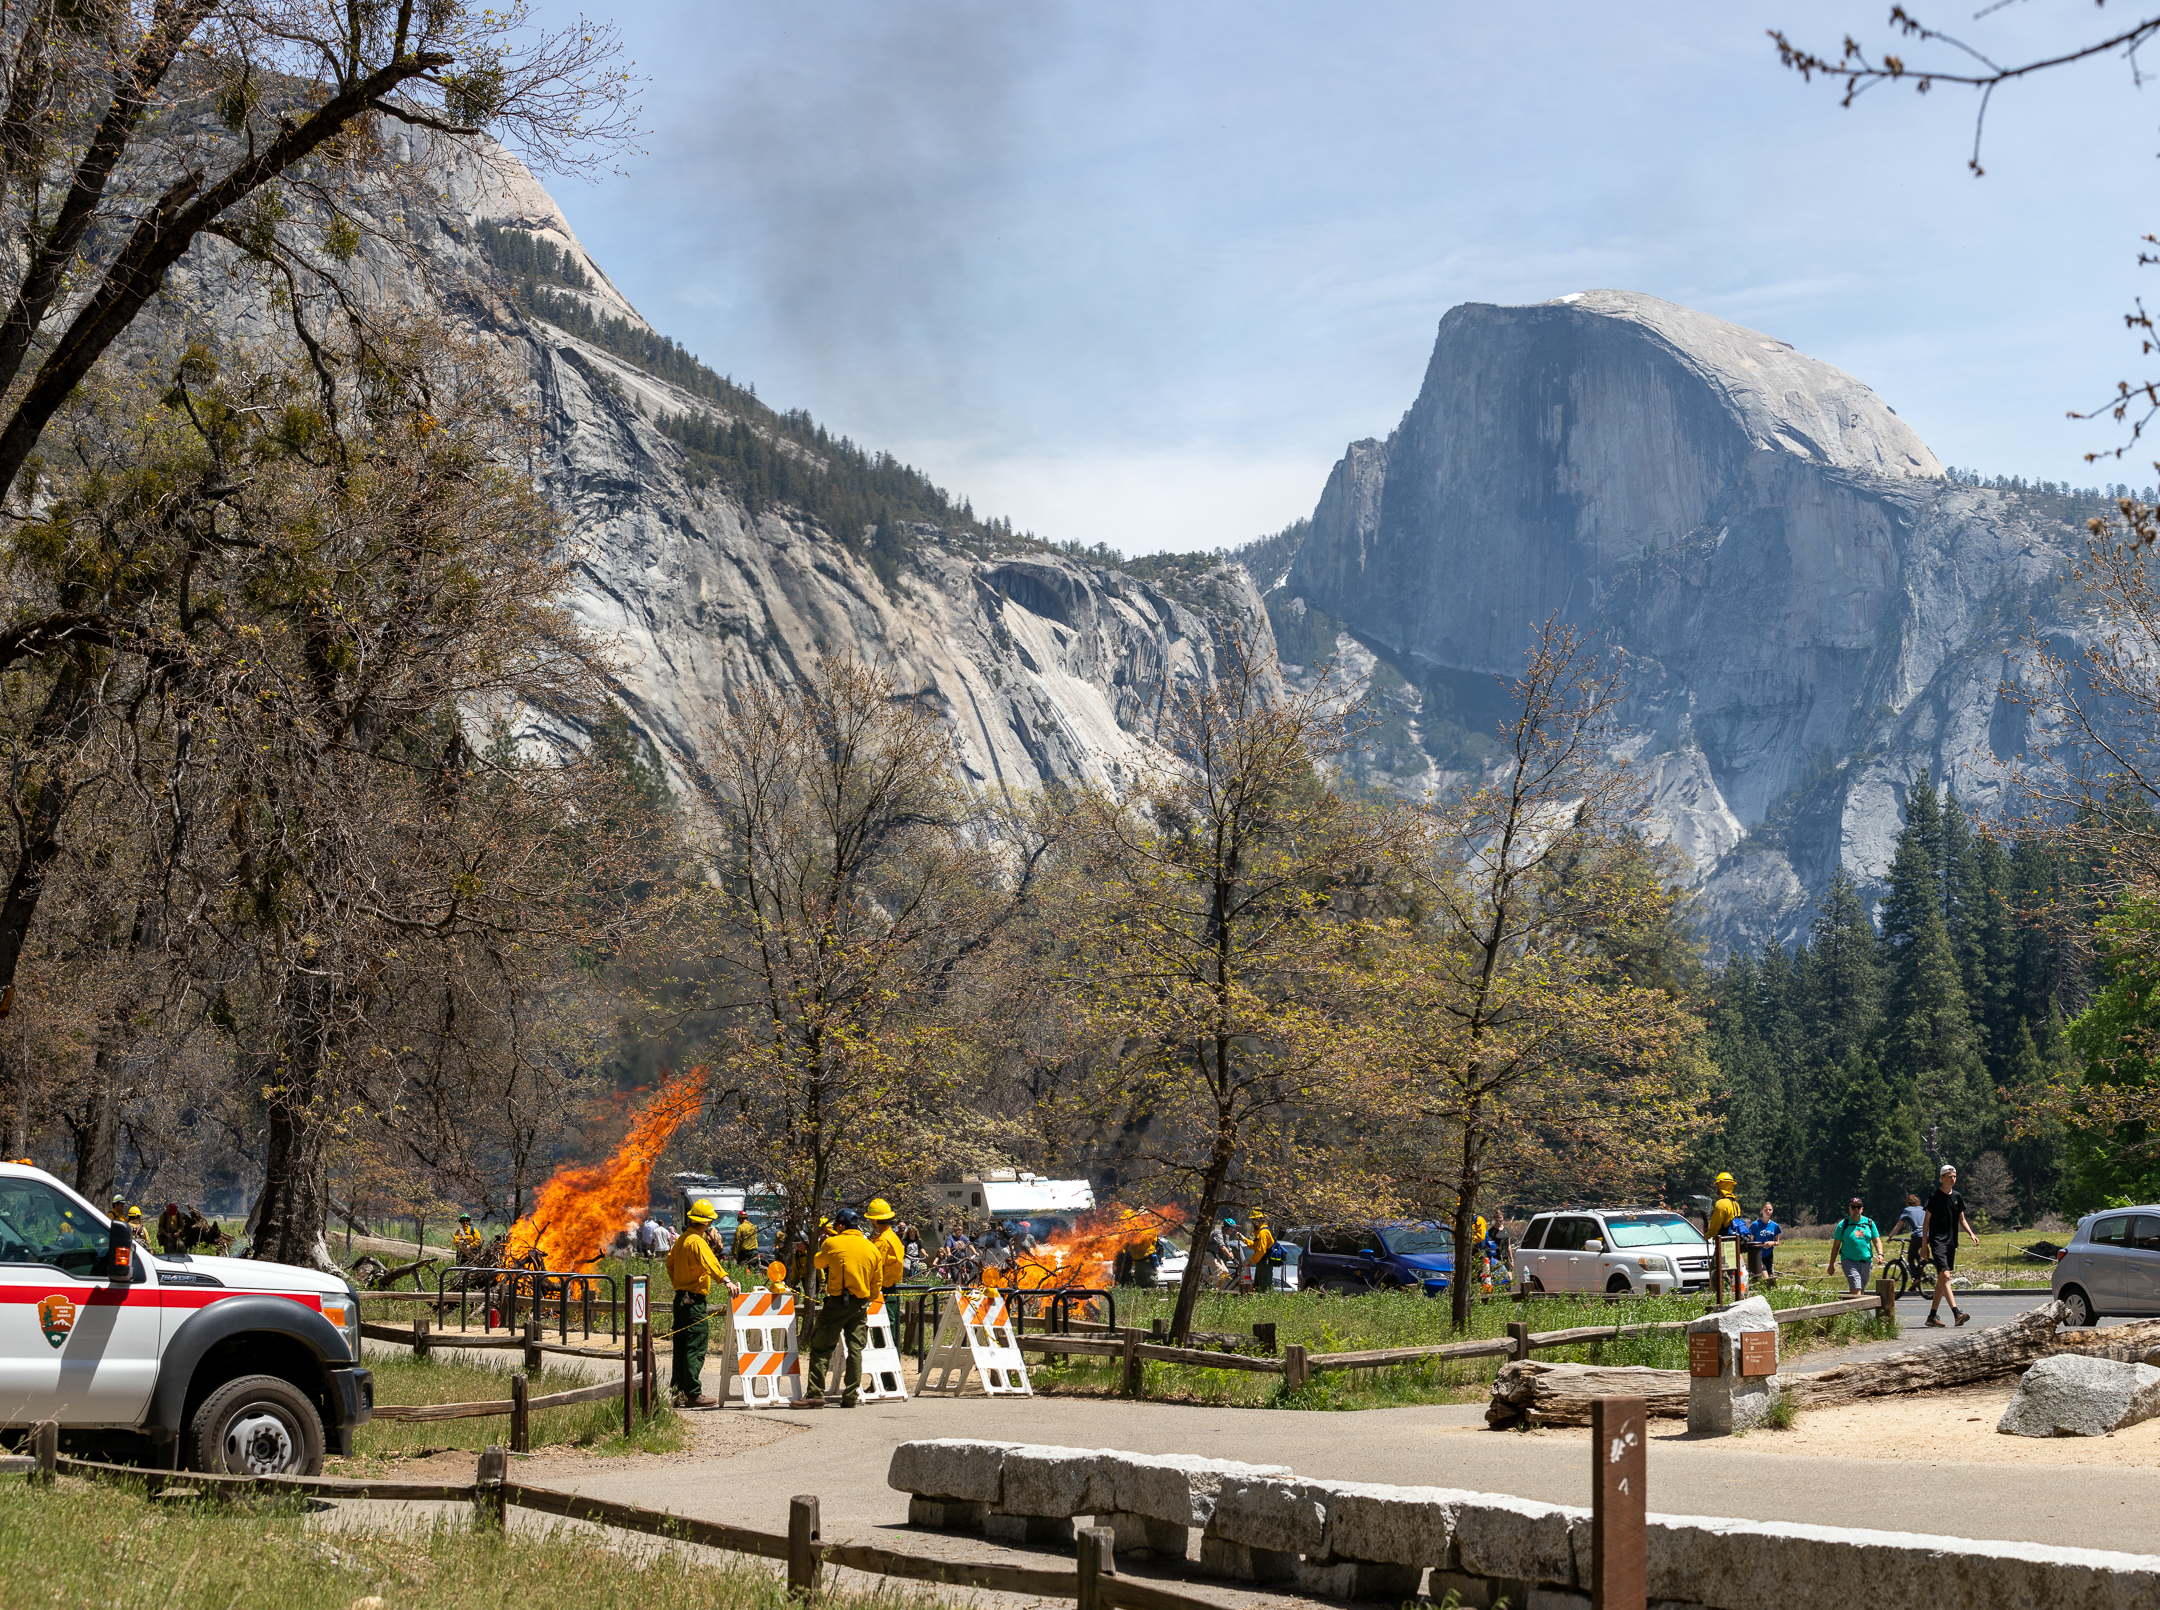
<box><xmin>0</xmin><ymin>1473</ymin><xmax>948</xmax><ymax>1610</ymax></box>
<box><xmin>344</xmin><ymin>1352</ymin><xmax>684</xmax><ymax>1466</ymax></box>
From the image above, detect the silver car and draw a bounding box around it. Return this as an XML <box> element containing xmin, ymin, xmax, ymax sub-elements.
<box><xmin>2051</xmin><ymin>1205</ymin><xmax>2160</xmax><ymax>1326</ymax></box>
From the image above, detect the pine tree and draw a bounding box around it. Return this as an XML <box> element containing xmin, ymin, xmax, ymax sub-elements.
<box><xmin>1880</xmin><ymin>769</ymin><xmax>1945</xmax><ymax>953</ymax></box>
<box><xmin>1887</xmin><ymin>904</ymin><xmax>1998</xmax><ymax>1169</ymax></box>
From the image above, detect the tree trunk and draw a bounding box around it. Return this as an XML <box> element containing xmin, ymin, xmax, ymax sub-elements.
<box><xmin>69</xmin><ymin>1036</ymin><xmax>119</xmax><ymax>1203</ymax></box>
<box><xmin>251</xmin><ymin>964</ymin><xmax>339</xmax><ymax>1270</ymax></box>
<box><xmin>0</xmin><ymin>654</ymin><xmax>96</xmax><ymax>1016</ymax></box>
<box><xmin>1448</xmin><ymin>1113</ymin><xmax>1485</xmax><ymax>1332</ymax></box>
<box><xmin>1169</xmin><ymin>1145</ymin><xmax>1233</xmax><ymax>1344</ymax></box>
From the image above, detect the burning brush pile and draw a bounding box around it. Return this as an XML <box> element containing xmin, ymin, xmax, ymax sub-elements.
<box><xmin>505</xmin><ymin>1067</ymin><xmax>708</xmax><ymax>1271</ymax></box>
<box><xmin>991</xmin><ymin>1205</ymin><xmax>1188</xmax><ymax>1290</ymax></box>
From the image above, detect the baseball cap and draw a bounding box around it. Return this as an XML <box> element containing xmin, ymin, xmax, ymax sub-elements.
<box><xmin>1849</xmin><ymin>1196</ymin><xmax>1863</xmax><ymax>1207</ymax></box>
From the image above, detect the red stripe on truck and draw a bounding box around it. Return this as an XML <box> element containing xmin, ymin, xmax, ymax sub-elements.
<box><xmin>0</xmin><ymin>1284</ymin><xmax>323</xmax><ymax>1311</ymax></box>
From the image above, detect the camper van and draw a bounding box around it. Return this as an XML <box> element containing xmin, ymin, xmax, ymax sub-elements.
<box><xmin>934</xmin><ymin>1171</ymin><xmax>1094</xmax><ymax>1233</ymax></box>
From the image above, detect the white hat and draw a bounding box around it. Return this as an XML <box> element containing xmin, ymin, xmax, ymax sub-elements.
<box><xmin>1938</xmin><ymin>1163</ymin><xmax>1956</xmax><ymax>1177</ymax></box>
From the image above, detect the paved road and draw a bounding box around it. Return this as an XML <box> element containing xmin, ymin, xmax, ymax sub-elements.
<box><xmin>504</xmin><ymin>1383</ymin><xmax>2159</xmax><ymax>1561</ymax></box>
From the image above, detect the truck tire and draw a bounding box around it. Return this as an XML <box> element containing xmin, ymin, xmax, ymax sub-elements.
<box><xmin>186</xmin><ymin>1373</ymin><xmax>326</xmax><ymax>1476</ymax></box>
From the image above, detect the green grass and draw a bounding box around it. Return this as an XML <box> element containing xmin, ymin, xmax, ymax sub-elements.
<box><xmin>1029</xmin><ymin>1284</ymin><xmax>1903</xmax><ymax>1409</ymax></box>
<box><xmin>344</xmin><ymin>1352</ymin><xmax>685</xmax><ymax>1466</ymax></box>
<box><xmin>0</xmin><ymin>1474</ymin><xmax>948</xmax><ymax>1610</ymax></box>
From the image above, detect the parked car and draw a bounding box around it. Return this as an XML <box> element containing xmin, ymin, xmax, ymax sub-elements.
<box><xmin>1285</xmin><ymin>1222</ymin><xmax>1454</xmax><ymax>1295</ymax></box>
<box><xmin>2051</xmin><ymin>1204</ymin><xmax>2160</xmax><ymax>1326</ymax></box>
<box><xmin>1514</xmin><ymin>1208</ymin><xmax>1712</xmax><ymax>1296</ymax></box>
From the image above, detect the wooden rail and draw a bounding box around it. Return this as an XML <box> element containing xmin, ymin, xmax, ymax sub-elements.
<box><xmin>1019</xmin><ymin>1285</ymin><xmax>1895</xmax><ymax>1386</ymax></box>
<box><xmin>369</xmin><ymin>1372</ymin><xmax>642</xmax><ymax>1422</ymax></box>
<box><xmin>44</xmin><ymin>1453</ymin><xmax>1227</xmax><ymax>1610</ymax></box>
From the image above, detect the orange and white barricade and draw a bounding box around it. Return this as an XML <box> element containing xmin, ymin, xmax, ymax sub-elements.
<box><xmin>847</xmin><ymin>1297</ymin><xmax>910</xmax><ymax>1402</ymax></box>
<box><xmin>915</xmin><ymin>1288</ymin><xmax>1031</xmax><ymax>1397</ymax></box>
<box><xmin>716</xmin><ymin>1289</ymin><xmax>802</xmax><ymax>1408</ymax></box>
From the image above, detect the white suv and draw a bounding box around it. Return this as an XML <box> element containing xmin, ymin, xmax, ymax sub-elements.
<box><xmin>1514</xmin><ymin>1207</ymin><xmax>1713</xmax><ymax>1296</ymax></box>
<box><xmin>0</xmin><ymin>1162</ymin><xmax>371</xmax><ymax>1473</ymax></box>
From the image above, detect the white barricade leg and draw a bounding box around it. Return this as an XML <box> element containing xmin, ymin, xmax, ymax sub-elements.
<box><xmin>854</xmin><ymin>1299</ymin><xmax>910</xmax><ymax>1402</ymax></box>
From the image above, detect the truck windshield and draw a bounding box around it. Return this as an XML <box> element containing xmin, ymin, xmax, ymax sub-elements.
<box><xmin>1603</xmin><ymin>1215</ymin><xmax>1703</xmax><ymax>1248</ymax></box>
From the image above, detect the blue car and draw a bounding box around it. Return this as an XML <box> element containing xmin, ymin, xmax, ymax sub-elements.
<box><xmin>1290</xmin><ymin>1221</ymin><xmax>1456</xmax><ymax>1295</ymax></box>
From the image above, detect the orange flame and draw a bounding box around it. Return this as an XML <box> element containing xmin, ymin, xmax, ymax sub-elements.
<box><xmin>506</xmin><ymin>1067</ymin><xmax>708</xmax><ymax>1270</ymax></box>
<box><xmin>988</xmin><ymin>1204</ymin><xmax>1188</xmax><ymax>1290</ymax></box>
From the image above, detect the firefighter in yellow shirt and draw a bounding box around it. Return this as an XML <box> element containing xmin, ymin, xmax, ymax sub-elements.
<box><xmin>863</xmin><ymin>1197</ymin><xmax>905</xmax><ymax>1294</ymax></box>
<box><xmin>797</xmin><ymin>1210</ymin><xmax>884</xmax><ymax>1408</ymax></box>
<box><xmin>1707</xmin><ymin>1173</ymin><xmax>1742</xmax><ymax>1239</ymax></box>
<box><xmin>1248</xmin><ymin>1212</ymin><xmax>1279</xmax><ymax>1292</ymax></box>
<box><xmin>452</xmin><ymin>1214</ymin><xmax>484</xmax><ymax>1267</ymax></box>
<box><xmin>666</xmin><ymin>1201</ymin><xmax>738</xmax><ymax>1408</ymax></box>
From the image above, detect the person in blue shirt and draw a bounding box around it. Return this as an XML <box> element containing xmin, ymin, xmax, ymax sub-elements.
<box><xmin>1750</xmin><ymin>1202</ymin><xmax>1782</xmax><ymax>1288</ymax></box>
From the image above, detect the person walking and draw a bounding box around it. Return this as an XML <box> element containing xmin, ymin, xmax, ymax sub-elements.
<box><xmin>666</xmin><ymin>1200</ymin><xmax>736</xmax><ymax>1408</ymax></box>
<box><xmin>797</xmin><ymin>1210</ymin><xmax>883</xmax><ymax>1409</ymax></box>
<box><xmin>732</xmin><ymin>1213</ymin><xmax>761</xmax><ymax>1266</ymax></box>
<box><xmin>1826</xmin><ymin>1197</ymin><xmax>1883</xmax><ymax>1292</ymax></box>
<box><xmin>864</xmin><ymin>1198</ymin><xmax>906</xmax><ymax>1296</ymax></box>
<box><xmin>1750</xmin><ymin>1202</ymin><xmax>1782</xmax><ymax>1288</ymax></box>
<box><xmin>1923</xmin><ymin>1163</ymin><xmax>1978</xmax><ymax>1328</ymax></box>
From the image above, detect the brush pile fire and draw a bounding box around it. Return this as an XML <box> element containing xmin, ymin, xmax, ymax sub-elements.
<box><xmin>505</xmin><ymin>1067</ymin><xmax>708</xmax><ymax>1271</ymax></box>
<box><xmin>989</xmin><ymin>1204</ymin><xmax>1187</xmax><ymax>1290</ymax></box>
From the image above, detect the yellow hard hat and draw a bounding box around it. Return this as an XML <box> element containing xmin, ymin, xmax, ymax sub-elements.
<box><xmin>1714</xmin><ymin>1172</ymin><xmax>1736</xmax><ymax>1190</ymax></box>
<box><xmin>864</xmin><ymin>1198</ymin><xmax>896</xmax><ymax>1221</ymax></box>
<box><xmin>686</xmin><ymin>1200</ymin><xmax>717</xmax><ymax>1224</ymax></box>
<box><xmin>127</xmin><ymin>1207</ymin><xmax>142</xmax><ymax>1220</ymax></box>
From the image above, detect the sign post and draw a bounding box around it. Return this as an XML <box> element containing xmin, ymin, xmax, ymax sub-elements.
<box><xmin>1591</xmin><ymin>1395</ymin><xmax>1647</xmax><ymax>1610</ymax></box>
<box><xmin>626</xmin><ymin>1275</ymin><xmax>648</xmax><ymax>1437</ymax></box>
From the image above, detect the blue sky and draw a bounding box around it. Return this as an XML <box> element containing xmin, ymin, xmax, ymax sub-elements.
<box><xmin>523</xmin><ymin>2</ymin><xmax>2160</xmax><ymax>554</ymax></box>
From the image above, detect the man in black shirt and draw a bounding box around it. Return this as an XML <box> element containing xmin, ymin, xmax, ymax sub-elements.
<box><xmin>1922</xmin><ymin>1163</ymin><xmax>1977</xmax><ymax>1328</ymax></box>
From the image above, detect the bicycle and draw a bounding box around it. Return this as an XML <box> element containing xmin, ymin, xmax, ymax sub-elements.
<box><xmin>1884</xmin><ymin>1238</ymin><xmax>1938</xmax><ymax>1297</ymax></box>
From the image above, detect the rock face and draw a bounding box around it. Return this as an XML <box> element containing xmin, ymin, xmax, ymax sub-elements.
<box><xmin>1284</xmin><ymin>289</ymin><xmax>2102</xmax><ymax>950</ymax></box>
<box><xmin>1998</xmin><ymin>1355</ymin><xmax>2160</xmax><ymax>1438</ymax></box>
<box><xmin>172</xmin><ymin>138</ymin><xmax>1271</xmax><ymax>798</ymax></box>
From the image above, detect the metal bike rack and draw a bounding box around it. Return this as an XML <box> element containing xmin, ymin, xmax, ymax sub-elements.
<box><xmin>434</xmin><ymin>1265</ymin><xmax>619</xmax><ymax>1341</ymax></box>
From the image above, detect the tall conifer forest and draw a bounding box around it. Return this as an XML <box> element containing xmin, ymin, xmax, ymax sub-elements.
<box><xmin>1686</xmin><ymin>772</ymin><xmax>2102</xmax><ymax>1225</ymax></box>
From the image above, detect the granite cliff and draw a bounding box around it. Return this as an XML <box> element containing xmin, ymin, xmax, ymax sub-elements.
<box><xmin>1282</xmin><ymin>290</ymin><xmax>2101</xmax><ymax>952</ymax></box>
<box><xmin>171</xmin><ymin>136</ymin><xmax>1270</xmax><ymax>799</ymax></box>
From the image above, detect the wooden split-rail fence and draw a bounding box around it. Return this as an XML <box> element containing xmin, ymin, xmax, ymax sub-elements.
<box><xmin>1018</xmin><ymin>1286</ymin><xmax>1894</xmax><ymax>1393</ymax></box>
<box><xmin>29</xmin><ymin>1444</ymin><xmax>1273</xmax><ymax>1610</ymax></box>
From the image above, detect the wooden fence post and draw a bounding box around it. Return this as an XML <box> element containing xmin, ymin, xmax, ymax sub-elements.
<box><xmin>1876</xmin><ymin>1275</ymin><xmax>1897</xmax><ymax>1327</ymax></box>
<box><xmin>1508</xmin><ymin>1320</ymin><xmax>1531</xmax><ymax>1362</ymax></box>
<box><xmin>1252</xmin><ymin>1321</ymin><xmax>1276</xmax><ymax>1355</ymax></box>
<box><xmin>1121</xmin><ymin>1329</ymin><xmax>1143</xmax><ymax>1397</ymax></box>
<box><xmin>524</xmin><ymin>1316</ymin><xmax>541</xmax><ymax>1378</ymax></box>
<box><xmin>511</xmin><ymin>1372</ymin><xmax>530</xmax><ymax>1454</ymax></box>
<box><xmin>788</xmin><ymin>1494</ymin><xmax>821</xmax><ymax>1600</ymax></box>
<box><xmin>414</xmin><ymin>1314</ymin><xmax>431</xmax><ymax>1360</ymax></box>
<box><xmin>31</xmin><ymin>1419</ymin><xmax>56</xmax><ymax>1486</ymax></box>
<box><xmin>1284</xmin><ymin>1343</ymin><xmax>1308</xmax><ymax>1394</ymax></box>
<box><xmin>623</xmin><ymin>1308</ymin><xmax>635</xmax><ymax>1439</ymax></box>
<box><xmin>640</xmin><ymin>1321</ymin><xmax>655</xmax><ymax>1413</ymax></box>
<box><xmin>475</xmin><ymin>1445</ymin><xmax>509</xmax><ymax>1532</ymax></box>
<box><xmin>1590</xmin><ymin>1396</ymin><xmax>1646</xmax><ymax>1610</ymax></box>
<box><xmin>1077</xmin><ymin>1524</ymin><xmax>1116</xmax><ymax>1610</ymax></box>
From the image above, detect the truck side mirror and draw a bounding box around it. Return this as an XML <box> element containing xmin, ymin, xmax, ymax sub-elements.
<box><xmin>108</xmin><ymin>1217</ymin><xmax>132</xmax><ymax>1280</ymax></box>
<box><xmin>1583</xmin><ymin>1239</ymin><xmax>1604</xmax><ymax>1254</ymax></box>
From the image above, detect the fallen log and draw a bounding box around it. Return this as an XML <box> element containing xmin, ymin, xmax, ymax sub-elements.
<box><xmin>2047</xmin><ymin>1317</ymin><xmax>2160</xmax><ymax>1365</ymax></box>
<box><xmin>1785</xmin><ymin>1300</ymin><xmax>2065</xmax><ymax>1407</ymax></box>
<box><xmin>1485</xmin><ymin>1362</ymin><xmax>1692</xmax><ymax>1428</ymax></box>
<box><xmin>1486</xmin><ymin>1299</ymin><xmax>2070</xmax><ymax>1427</ymax></box>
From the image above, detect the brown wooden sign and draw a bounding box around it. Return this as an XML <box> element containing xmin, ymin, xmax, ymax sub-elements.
<box><xmin>1686</xmin><ymin>1332</ymin><xmax>1722</xmax><ymax>1378</ymax></box>
<box><xmin>1740</xmin><ymin>1331</ymin><xmax>1778</xmax><ymax>1378</ymax></box>
<box><xmin>1591</xmin><ymin>1395</ymin><xmax>1647</xmax><ymax>1610</ymax></box>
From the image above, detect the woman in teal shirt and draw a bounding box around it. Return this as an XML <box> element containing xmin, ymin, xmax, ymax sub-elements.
<box><xmin>1826</xmin><ymin>1197</ymin><xmax>1884</xmax><ymax>1292</ymax></box>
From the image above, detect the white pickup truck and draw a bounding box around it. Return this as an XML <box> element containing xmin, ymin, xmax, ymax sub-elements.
<box><xmin>0</xmin><ymin>1161</ymin><xmax>371</xmax><ymax>1474</ymax></box>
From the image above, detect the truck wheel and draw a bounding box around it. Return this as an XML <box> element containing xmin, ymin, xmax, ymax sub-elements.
<box><xmin>187</xmin><ymin>1374</ymin><xmax>325</xmax><ymax>1477</ymax></box>
<box><xmin>1605</xmin><ymin>1274</ymin><xmax>1633</xmax><ymax>1296</ymax></box>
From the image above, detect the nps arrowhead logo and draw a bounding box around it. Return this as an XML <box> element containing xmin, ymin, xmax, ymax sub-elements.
<box><xmin>36</xmin><ymin>1293</ymin><xmax>75</xmax><ymax>1348</ymax></box>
